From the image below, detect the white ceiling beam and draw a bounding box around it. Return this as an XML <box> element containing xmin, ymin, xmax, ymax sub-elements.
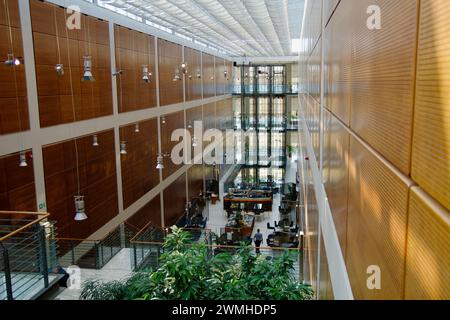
<box><xmin>265</xmin><ymin>0</ymin><xmax>292</xmax><ymax>55</ymax></box>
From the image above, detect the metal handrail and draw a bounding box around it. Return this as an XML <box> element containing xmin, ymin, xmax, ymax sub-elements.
<box><xmin>0</xmin><ymin>211</ymin><xmax>50</xmax><ymax>242</ymax></box>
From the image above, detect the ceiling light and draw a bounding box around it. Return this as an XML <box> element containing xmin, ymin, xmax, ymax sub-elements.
<box><xmin>19</xmin><ymin>151</ymin><xmax>28</xmax><ymax>167</ymax></box>
<box><xmin>173</xmin><ymin>67</ymin><xmax>180</xmax><ymax>81</ymax></box>
<box><xmin>134</xmin><ymin>123</ymin><xmax>140</xmax><ymax>133</ymax></box>
<box><xmin>74</xmin><ymin>195</ymin><xmax>87</xmax><ymax>221</ymax></box>
<box><xmin>82</xmin><ymin>56</ymin><xmax>95</xmax><ymax>81</ymax></box>
<box><xmin>55</xmin><ymin>64</ymin><xmax>64</xmax><ymax>75</ymax></box>
<box><xmin>92</xmin><ymin>135</ymin><xmax>99</xmax><ymax>147</ymax></box>
<box><xmin>120</xmin><ymin>141</ymin><xmax>127</xmax><ymax>155</ymax></box>
<box><xmin>142</xmin><ymin>65</ymin><xmax>151</xmax><ymax>83</ymax></box>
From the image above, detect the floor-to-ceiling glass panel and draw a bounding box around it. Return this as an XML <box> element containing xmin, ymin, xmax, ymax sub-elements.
<box><xmin>257</xmin><ymin>66</ymin><xmax>270</xmax><ymax>93</ymax></box>
<box><xmin>272</xmin><ymin>96</ymin><xmax>285</xmax><ymax>130</ymax></box>
<box><xmin>257</xmin><ymin>97</ymin><xmax>270</xmax><ymax>129</ymax></box>
<box><xmin>272</xmin><ymin>66</ymin><xmax>285</xmax><ymax>93</ymax></box>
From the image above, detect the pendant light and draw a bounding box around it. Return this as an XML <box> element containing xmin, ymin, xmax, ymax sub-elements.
<box><xmin>74</xmin><ymin>195</ymin><xmax>87</xmax><ymax>221</ymax></box>
<box><xmin>120</xmin><ymin>141</ymin><xmax>127</xmax><ymax>155</ymax></box>
<box><xmin>181</xmin><ymin>62</ymin><xmax>187</xmax><ymax>74</ymax></box>
<box><xmin>172</xmin><ymin>66</ymin><xmax>181</xmax><ymax>81</ymax></box>
<box><xmin>142</xmin><ymin>65</ymin><xmax>151</xmax><ymax>83</ymax></box>
<box><xmin>19</xmin><ymin>151</ymin><xmax>28</xmax><ymax>167</ymax></box>
<box><xmin>82</xmin><ymin>56</ymin><xmax>95</xmax><ymax>81</ymax></box>
<box><xmin>156</xmin><ymin>153</ymin><xmax>169</xmax><ymax>170</ymax></box>
<box><xmin>53</xmin><ymin>7</ymin><xmax>64</xmax><ymax>75</ymax></box>
<box><xmin>192</xmin><ymin>137</ymin><xmax>198</xmax><ymax>147</ymax></box>
<box><xmin>224</xmin><ymin>70</ymin><xmax>228</xmax><ymax>78</ymax></box>
<box><xmin>161</xmin><ymin>116</ymin><xmax>166</xmax><ymax>124</ymax></box>
<box><xmin>55</xmin><ymin>63</ymin><xmax>64</xmax><ymax>75</ymax></box>
<box><xmin>134</xmin><ymin>123</ymin><xmax>140</xmax><ymax>133</ymax></box>
<box><xmin>92</xmin><ymin>134</ymin><xmax>99</xmax><ymax>147</ymax></box>
<box><xmin>196</xmin><ymin>69</ymin><xmax>201</xmax><ymax>79</ymax></box>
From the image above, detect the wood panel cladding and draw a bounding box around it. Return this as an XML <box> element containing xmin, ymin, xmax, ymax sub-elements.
<box><xmin>323</xmin><ymin>111</ymin><xmax>349</xmax><ymax>255</ymax></box>
<box><xmin>184</xmin><ymin>47</ymin><xmax>202</xmax><ymax>101</ymax></box>
<box><xmin>30</xmin><ymin>0</ymin><xmax>112</xmax><ymax>128</ymax></box>
<box><xmin>115</xmin><ymin>25</ymin><xmax>156</xmax><ymax>113</ymax></box>
<box><xmin>0</xmin><ymin>150</ymin><xmax>36</xmax><ymax>211</ymax></box>
<box><xmin>187</xmin><ymin>165</ymin><xmax>203</xmax><ymax>200</ymax></box>
<box><xmin>42</xmin><ymin>129</ymin><xmax>118</xmax><ymax>239</ymax></box>
<box><xmin>126</xmin><ymin>194</ymin><xmax>161</xmax><ymax>230</ymax></box>
<box><xmin>404</xmin><ymin>187</ymin><xmax>450</xmax><ymax>300</ymax></box>
<box><xmin>323</xmin><ymin>3</ymin><xmax>352</xmax><ymax>125</ymax></box>
<box><xmin>158</xmin><ymin>38</ymin><xmax>183</xmax><ymax>106</ymax></box>
<box><xmin>0</xmin><ymin>0</ymin><xmax>30</xmax><ymax>135</ymax></box>
<box><xmin>215</xmin><ymin>98</ymin><xmax>232</xmax><ymax>132</ymax></box>
<box><xmin>202</xmin><ymin>53</ymin><xmax>215</xmax><ymax>98</ymax></box>
<box><xmin>163</xmin><ymin>173</ymin><xmax>186</xmax><ymax>227</ymax></box>
<box><xmin>120</xmin><ymin>118</ymin><xmax>158</xmax><ymax>209</ymax></box>
<box><xmin>348</xmin><ymin>0</ymin><xmax>418</xmax><ymax>175</ymax></box>
<box><xmin>346</xmin><ymin>135</ymin><xmax>410</xmax><ymax>299</ymax></box>
<box><xmin>160</xmin><ymin>110</ymin><xmax>184</xmax><ymax>180</ymax></box>
<box><xmin>411</xmin><ymin>0</ymin><xmax>450</xmax><ymax>211</ymax></box>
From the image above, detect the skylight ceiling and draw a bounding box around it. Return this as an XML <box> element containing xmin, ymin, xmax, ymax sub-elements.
<box><xmin>94</xmin><ymin>0</ymin><xmax>304</xmax><ymax>57</ymax></box>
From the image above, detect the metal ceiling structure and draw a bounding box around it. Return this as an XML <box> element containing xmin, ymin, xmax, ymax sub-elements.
<box><xmin>93</xmin><ymin>0</ymin><xmax>304</xmax><ymax>57</ymax></box>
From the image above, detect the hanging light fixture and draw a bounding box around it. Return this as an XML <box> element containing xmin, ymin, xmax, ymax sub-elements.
<box><xmin>19</xmin><ymin>151</ymin><xmax>28</xmax><ymax>167</ymax></box>
<box><xmin>196</xmin><ymin>69</ymin><xmax>201</xmax><ymax>79</ymax></box>
<box><xmin>55</xmin><ymin>63</ymin><xmax>64</xmax><ymax>75</ymax></box>
<box><xmin>210</xmin><ymin>76</ymin><xmax>214</xmax><ymax>80</ymax></box>
<box><xmin>224</xmin><ymin>70</ymin><xmax>228</xmax><ymax>78</ymax></box>
<box><xmin>74</xmin><ymin>195</ymin><xmax>87</xmax><ymax>221</ymax></box>
<box><xmin>92</xmin><ymin>134</ymin><xmax>99</xmax><ymax>147</ymax></box>
<box><xmin>161</xmin><ymin>116</ymin><xmax>166</xmax><ymax>124</ymax></box>
<box><xmin>181</xmin><ymin>62</ymin><xmax>187</xmax><ymax>74</ymax></box>
<box><xmin>134</xmin><ymin>123</ymin><xmax>140</xmax><ymax>133</ymax></box>
<box><xmin>192</xmin><ymin>137</ymin><xmax>198</xmax><ymax>147</ymax></box>
<box><xmin>142</xmin><ymin>65</ymin><xmax>152</xmax><ymax>83</ymax></box>
<box><xmin>82</xmin><ymin>55</ymin><xmax>95</xmax><ymax>81</ymax></box>
<box><xmin>172</xmin><ymin>66</ymin><xmax>181</xmax><ymax>81</ymax></box>
<box><xmin>120</xmin><ymin>141</ymin><xmax>127</xmax><ymax>155</ymax></box>
<box><xmin>4</xmin><ymin>53</ymin><xmax>21</xmax><ymax>66</ymax></box>
<box><xmin>156</xmin><ymin>153</ymin><xmax>169</xmax><ymax>170</ymax></box>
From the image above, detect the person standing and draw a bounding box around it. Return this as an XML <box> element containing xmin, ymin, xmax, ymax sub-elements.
<box><xmin>254</xmin><ymin>229</ymin><xmax>263</xmax><ymax>254</ymax></box>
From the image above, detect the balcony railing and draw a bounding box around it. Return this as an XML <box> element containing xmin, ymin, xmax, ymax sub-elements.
<box><xmin>0</xmin><ymin>211</ymin><xmax>59</xmax><ymax>300</ymax></box>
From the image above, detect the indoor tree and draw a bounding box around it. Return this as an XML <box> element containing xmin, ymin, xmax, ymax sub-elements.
<box><xmin>80</xmin><ymin>226</ymin><xmax>313</xmax><ymax>300</ymax></box>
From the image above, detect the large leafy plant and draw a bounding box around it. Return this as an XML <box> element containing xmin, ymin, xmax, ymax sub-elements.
<box><xmin>81</xmin><ymin>226</ymin><xmax>313</xmax><ymax>300</ymax></box>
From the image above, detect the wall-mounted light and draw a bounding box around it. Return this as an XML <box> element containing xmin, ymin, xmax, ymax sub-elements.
<box><xmin>112</xmin><ymin>69</ymin><xmax>123</xmax><ymax>76</ymax></box>
<box><xmin>181</xmin><ymin>62</ymin><xmax>187</xmax><ymax>74</ymax></box>
<box><xmin>74</xmin><ymin>195</ymin><xmax>87</xmax><ymax>221</ymax></box>
<box><xmin>187</xmin><ymin>121</ymin><xmax>193</xmax><ymax>129</ymax></box>
<box><xmin>224</xmin><ymin>70</ymin><xmax>228</xmax><ymax>78</ymax></box>
<box><xmin>142</xmin><ymin>65</ymin><xmax>152</xmax><ymax>83</ymax></box>
<box><xmin>82</xmin><ymin>56</ymin><xmax>95</xmax><ymax>81</ymax></box>
<box><xmin>161</xmin><ymin>116</ymin><xmax>166</xmax><ymax>124</ymax></box>
<box><xmin>92</xmin><ymin>134</ymin><xmax>99</xmax><ymax>147</ymax></box>
<box><xmin>4</xmin><ymin>53</ymin><xmax>21</xmax><ymax>66</ymax></box>
<box><xmin>134</xmin><ymin>123</ymin><xmax>140</xmax><ymax>133</ymax></box>
<box><xmin>120</xmin><ymin>141</ymin><xmax>127</xmax><ymax>155</ymax></box>
<box><xmin>55</xmin><ymin>64</ymin><xmax>64</xmax><ymax>75</ymax></box>
<box><xmin>188</xmin><ymin>74</ymin><xmax>192</xmax><ymax>80</ymax></box>
<box><xmin>173</xmin><ymin>67</ymin><xmax>181</xmax><ymax>81</ymax></box>
<box><xmin>196</xmin><ymin>69</ymin><xmax>201</xmax><ymax>79</ymax></box>
<box><xmin>156</xmin><ymin>153</ymin><xmax>170</xmax><ymax>170</ymax></box>
<box><xmin>210</xmin><ymin>76</ymin><xmax>214</xmax><ymax>80</ymax></box>
<box><xmin>19</xmin><ymin>151</ymin><xmax>28</xmax><ymax>167</ymax></box>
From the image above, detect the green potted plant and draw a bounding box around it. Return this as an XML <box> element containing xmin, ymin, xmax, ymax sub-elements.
<box><xmin>287</xmin><ymin>145</ymin><xmax>295</xmax><ymax>158</ymax></box>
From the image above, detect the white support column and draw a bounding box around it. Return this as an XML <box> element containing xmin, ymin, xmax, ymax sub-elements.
<box><xmin>18</xmin><ymin>0</ymin><xmax>47</xmax><ymax>212</ymax></box>
<box><xmin>155</xmin><ymin>36</ymin><xmax>164</xmax><ymax>227</ymax></box>
<box><xmin>109</xmin><ymin>21</ymin><xmax>124</xmax><ymax>215</ymax></box>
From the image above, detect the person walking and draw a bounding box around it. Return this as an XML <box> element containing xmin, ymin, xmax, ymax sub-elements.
<box><xmin>254</xmin><ymin>229</ymin><xmax>263</xmax><ymax>254</ymax></box>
